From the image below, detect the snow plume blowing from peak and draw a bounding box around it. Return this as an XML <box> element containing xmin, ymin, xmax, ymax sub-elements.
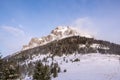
<box><xmin>22</xmin><ymin>26</ymin><xmax>93</xmax><ymax>51</ymax></box>
<box><xmin>71</xmin><ymin>17</ymin><xmax>97</xmax><ymax>38</ymax></box>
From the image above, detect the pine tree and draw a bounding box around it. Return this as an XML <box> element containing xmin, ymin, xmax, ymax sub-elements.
<box><xmin>33</xmin><ymin>61</ymin><xmax>51</xmax><ymax>80</ymax></box>
<box><xmin>52</xmin><ymin>63</ymin><xmax>58</xmax><ymax>78</ymax></box>
<box><xmin>0</xmin><ymin>53</ymin><xmax>20</xmax><ymax>80</ymax></box>
<box><xmin>58</xmin><ymin>67</ymin><xmax>61</xmax><ymax>73</ymax></box>
<box><xmin>0</xmin><ymin>53</ymin><xmax>3</xmax><ymax>79</ymax></box>
<box><xmin>3</xmin><ymin>65</ymin><xmax>19</xmax><ymax>80</ymax></box>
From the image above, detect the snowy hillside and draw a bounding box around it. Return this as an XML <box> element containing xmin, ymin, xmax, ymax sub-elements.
<box><xmin>52</xmin><ymin>53</ymin><xmax>120</xmax><ymax>80</ymax></box>
<box><xmin>4</xmin><ymin>26</ymin><xmax>120</xmax><ymax>80</ymax></box>
<box><xmin>23</xmin><ymin>53</ymin><xmax>120</xmax><ymax>80</ymax></box>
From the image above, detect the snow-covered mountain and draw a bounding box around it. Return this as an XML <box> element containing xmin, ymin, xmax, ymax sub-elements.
<box><xmin>4</xmin><ymin>26</ymin><xmax>120</xmax><ymax>80</ymax></box>
<box><xmin>22</xmin><ymin>26</ymin><xmax>93</xmax><ymax>50</ymax></box>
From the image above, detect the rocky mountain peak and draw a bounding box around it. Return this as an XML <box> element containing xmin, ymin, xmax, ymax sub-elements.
<box><xmin>22</xmin><ymin>26</ymin><xmax>92</xmax><ymax>50</ymax></box>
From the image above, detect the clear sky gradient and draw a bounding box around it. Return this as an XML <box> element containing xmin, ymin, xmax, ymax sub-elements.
<box><xmin>0</xmin><ymin>0</ymin><xmax>120</xmax><ymax>56</ymax></box>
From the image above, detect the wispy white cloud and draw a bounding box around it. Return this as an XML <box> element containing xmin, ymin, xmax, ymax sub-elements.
<box><xmin>71</xmin><ymin>17</ymin><xmax>120</xmax><ymax>44</ymax></box>
<box><xmin>71</xmin><ymin>17</ymin><xmax>98</xmax><ymax>37</ymax></box>
<box><xmin>2</xmin><ymin>26</ymin><xmax>25</xmax><ymax>37</ymax></box>
<box><xmin>1</xmin><ymin>25</ymin><xmax>31</xmax><ymax>56</ymax></box>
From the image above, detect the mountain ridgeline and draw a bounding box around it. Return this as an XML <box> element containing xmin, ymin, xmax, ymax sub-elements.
<box><xmin>3</xmin><ymin>27</ymin><xmax>120</xmax><ymax>79</ymax></box>
<box><xmin>6</xmin><ymin>36</ymin><xmax>120</xmax><ymax>63</ymax></box>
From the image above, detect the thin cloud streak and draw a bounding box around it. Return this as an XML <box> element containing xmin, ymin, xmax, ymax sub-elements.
<box><xmin>0</xmin><ymin>26</ymin><xmax>31</xmax><ymax>56</ymax></box>
<box><xmin>2</xmin><ymin>26</ymin><xmax>25</xmax><ymax>37</ymax></box>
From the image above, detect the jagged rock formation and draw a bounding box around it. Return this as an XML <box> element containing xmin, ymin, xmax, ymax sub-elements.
<box><xmin>22</xmin><ymin>26</ymin><xmax>93</xmax><ymax>50</ymax></box>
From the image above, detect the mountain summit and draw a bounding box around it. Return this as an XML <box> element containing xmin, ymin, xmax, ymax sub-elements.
<box><xmin>3</xmin><ymin>26</ymin><xmax>120</xmax><ymax>80</ymax></box>
<box><xmin>22</xmin><ymin>26</ymin><xmax>93</xmax><ymax>50</ymax></box>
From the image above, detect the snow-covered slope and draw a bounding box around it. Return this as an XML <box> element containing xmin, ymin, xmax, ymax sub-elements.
<box><xmin>23</xmin><ymin>53</ymin><xmax>120</xmax><ymax>80</ymax></box>
<box><xmin>53</xmin><ymin>53</ymin><xmax>120</xmax><ymax>80</ymax></box>
<box><xmin>22</xmin><ymin>26</ymin><xmax>93</xmax><ymax>50</ymax></box>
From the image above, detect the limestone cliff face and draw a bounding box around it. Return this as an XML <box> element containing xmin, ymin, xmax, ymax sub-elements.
<box><xmin>22</xmin><ymin>26</ymin><xmax>92</xmax><ymax>50</ymax></box>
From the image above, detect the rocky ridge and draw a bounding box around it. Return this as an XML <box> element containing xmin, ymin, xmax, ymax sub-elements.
<box><xmin>22</xmin><ymin>26</ymin><xmax>93</xmax><ymax>50</ymax></box>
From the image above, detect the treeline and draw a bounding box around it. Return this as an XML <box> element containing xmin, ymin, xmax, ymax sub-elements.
<box><xmin>4</xmin><ymin>36</ymin><xmax>120</xmax><ymax>64</ymax></box>
<box><xmin>1</xmin><ymin>53</ymin><xmax>61</xmax><ymax>80</ymax></box>
<box><xmin>0</xmin><ymin>53</ymin><xmax>20</xmax><ymax>80</ymax></box>
<box><xmin>33</xmin><ymin>61</ymin><xmax>61</xmax><ymax>80</ymax></box>
<box><xmin>2</xmin><ymin>36</ymin><xmax>120</xmax><ymax>79</ymax></box>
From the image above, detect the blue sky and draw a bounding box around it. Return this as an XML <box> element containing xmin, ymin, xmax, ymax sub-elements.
<box><xmin>0</xmin><ymin>0</ymin><xmax>120</xmax><ymax>57</ymax></box>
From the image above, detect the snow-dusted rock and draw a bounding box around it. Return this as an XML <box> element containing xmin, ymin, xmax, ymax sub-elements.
<box><xmin>22</xmin><ymin>26</ymin><xmax>93</xmax><ymax>50</ymax></box>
